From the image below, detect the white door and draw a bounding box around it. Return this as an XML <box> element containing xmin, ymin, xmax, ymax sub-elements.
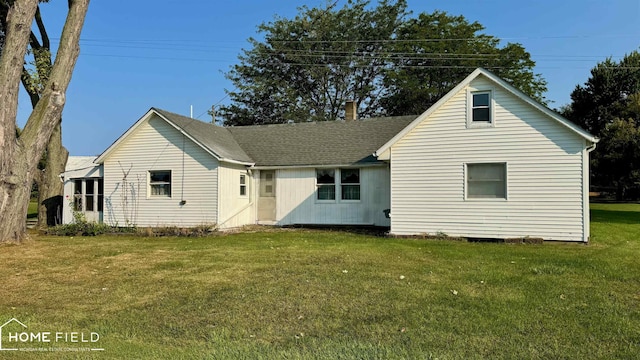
<box><xmin>258</xmin><ymin>170</ymin><xmax>276</xmax><ymax>222</ymax></box>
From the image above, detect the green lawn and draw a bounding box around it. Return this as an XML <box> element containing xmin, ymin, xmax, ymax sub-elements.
<box><xmin>1</xmin><ymin>204</ymin><xmax>639</xmax><ymax>359</ymax></box>
<box><xmin>27</xmin><ymin>200</ymin><xmax>38</xmax><ymax>219</ymax></box>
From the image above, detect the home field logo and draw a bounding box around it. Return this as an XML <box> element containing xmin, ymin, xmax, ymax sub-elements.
<box><xmin>0</xmin><ymin>318</ymin><xmax>103</xmax><ymax>352</ymax></box>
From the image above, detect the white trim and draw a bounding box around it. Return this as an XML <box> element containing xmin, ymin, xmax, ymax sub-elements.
<box><xmin>467</xmin><ymin>89</ymin><xmax>495</xmax><ymax>128</ymax></box>
<box><xmin>148</xmin><ymin>170</ymin><xmax>172</xmax><ymax>199</ymax></box>
<box><xmin>314</xmin><ymin>168</ymin><xmax>362</xmax><ymax>203</ymax></box>
<box><xmin>251</xmin><ymin>163</ymin><xmax>385</xmax><ymax>170</ymax></box>
<box><xmin>582</xmin><ymin>140</ymin><xmax>591</xmax><ymax>243</ymax></box>
<box><xmin>374</xmin><ymin>68</ymin><xmax>598</xmax><ymax>158</ymax></box>
<box><xmin>464</xmin><ymin>162</ymin><xmax>508</xmax><ymax>201</ymax></box>
<box><xmin>239</xmin><ymin>173</ymin><xmax>248</xmax><ymax>198</ymax></box>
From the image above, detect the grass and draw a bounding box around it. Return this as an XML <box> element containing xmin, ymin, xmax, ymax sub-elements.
<box><xmin>1</xmin><ymin>204</ymin><xmax>639</xmax><ymax>359</ymax></box>
<box><xmin>27</xmin><ymin>200</ymin><xmax>38</xmax><ymax>219</ymax></box>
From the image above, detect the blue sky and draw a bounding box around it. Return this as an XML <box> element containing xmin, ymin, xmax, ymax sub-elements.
<box><xmin>18</xmin><ymin>0</ymin><xmax>640</xmax><ymax>155</ymax></box>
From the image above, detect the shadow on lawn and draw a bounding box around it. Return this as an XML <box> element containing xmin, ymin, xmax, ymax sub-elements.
<box><xmin>591</xmin><ymin>209</ymin><xmax>640</xmax><ymax>224</ymax></box>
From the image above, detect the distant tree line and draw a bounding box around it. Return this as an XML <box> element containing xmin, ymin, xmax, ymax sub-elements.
<box><xmin>563</xmin><ymin>51</ymin><xmax>640</xmax><ymax>200</ymax></box>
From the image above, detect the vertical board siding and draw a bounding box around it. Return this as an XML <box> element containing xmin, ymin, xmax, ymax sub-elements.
<box><xmin>217</xmin><ymin>164</ymin><xmax>254</xmax><ymax>229</ymax></box>
<box><xmin>103</xmin><ymin>115</ymin><xmax>219</xmax><ymax>227</ymax></box>
<box><xmin>276</xmin><ymin>167</ymin><xmax>391</xmax><ymax>226</ymax></box>
<box><xmin>390</xmin><ymin>76</ymin><xmax>586</xmax><ymax>241</ymax></box>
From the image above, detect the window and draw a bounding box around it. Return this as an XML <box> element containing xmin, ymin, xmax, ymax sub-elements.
<box><xmin>149</xmin><ymin>170</ymin><xmax>171</xmax><ymax>197</ymax></box>
<box><xmin>341</xmin><ymin>168</ymin><xmax>360</xmax><ymax>200</ymax></box>
<box><xmin>240</xmin><ymin>174</ymin><xmax>247</xmax><ymax>196</ymax></box>
<box><xmin>73</xmin><ymin>179</ymin><xmax>83</xmax><ymax>211</ymax></box>
<box><xmin>469</xmin><ymin>91</ymin><xmax>492</xmax><ymax>126</ymax></box>
<box><xmin>72</xmin><ymin>178</ymin><xmax>103</xmax><ymax>212</ymax></box>
<box><xmin>316</xmin><ymin>169</ymin><xmax>336</xmax><ymax>200</ymax></box>
<box><xmin>316</xmin><ymin>168</ymin><xmax>361</xmax><ymax>201</ymax></box>
<box><xmin>85</xmin><ymin>180</ymin><xmax>95</xmax><ymax>211</ymax></box>
<box><xmin>97</xmin><ymin>179</ymin><xmax>104</xmax><ymax>212</ymax></box>
<box><xmin>467</xmin><ymin>163</ymin><xmax>506</xmax><ymax>199</ymax></box>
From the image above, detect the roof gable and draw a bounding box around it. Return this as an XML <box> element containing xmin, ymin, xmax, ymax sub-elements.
<box><xmin>375</xmin><ymin>68</ymin><xmax>598</xmax><ymax>157</ymax></box>
<box><xmin>95</xmin><ymin>108</ymin><xmax>253</xmax><ymax>165</ymax></box>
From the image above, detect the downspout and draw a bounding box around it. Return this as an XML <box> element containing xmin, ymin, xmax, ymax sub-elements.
<box><xmin>583</xmin><ymin>141</ymin><xmax>597</xmax><ymax>243</ymax></box>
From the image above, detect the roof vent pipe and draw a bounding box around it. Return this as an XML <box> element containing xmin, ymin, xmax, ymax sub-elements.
<box><xmin>345</xmin><ymin>100</ymin><xmax>357</xmax><ymax>121</ymax></box>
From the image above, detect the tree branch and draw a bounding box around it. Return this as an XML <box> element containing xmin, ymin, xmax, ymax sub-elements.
<box><xmin>34</xmin><ymin>5</ymin><xmax>49</xmax><ymax>50</ymax></box>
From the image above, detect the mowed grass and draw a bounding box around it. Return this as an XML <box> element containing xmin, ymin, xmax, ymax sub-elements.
<box><xmin>1</xmin><ymin>204</ymin><xmax>639</xmax><ymax>359</ymax></box>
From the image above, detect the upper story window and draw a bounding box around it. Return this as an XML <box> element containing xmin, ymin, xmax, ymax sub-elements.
<box><xmin>468</xmin><ymin>90</ymin><xmax>493</xmax><ymax>127</ymax></box>
<box><xmin>149</xmin><ymin>170</ymin><xmax>172</xmax><ymax>197</ymax></box>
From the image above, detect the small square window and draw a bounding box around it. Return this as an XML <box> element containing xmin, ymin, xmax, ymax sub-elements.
<box><xmin>149</xmin><ymin>170</ymin><xmax>171</xmax><ymax>197</ymax></box>
<box><xmin>467</xmin><ymin>163</ymin><xmax>506</xmax><ymax>199</ymax></box>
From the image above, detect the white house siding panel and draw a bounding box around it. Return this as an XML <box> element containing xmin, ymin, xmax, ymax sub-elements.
<box><xmin>390</xmin><ymin>76</ymin><xmax>586</xmax><ymax>241</ymax></box>
<box><xmin>275</xmin><ymin>167</ymin><xmax>391</xmax><ymax>226</ymax></box>
<box><xmin>103</xmin><ymin>115</ymin><xmax>219</xmax><ymax>227</ymax></box>
<box><xmin>217</xmin><ymin>164</ymin><xmax>254</xmax><ymax>229</ymax></box>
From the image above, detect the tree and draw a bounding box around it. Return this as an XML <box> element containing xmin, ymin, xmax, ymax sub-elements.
<box><xmin>564</xmin><ymin>51</ymin><xmax>640</xmax><ymax>135</ymax></box>
<box><xmin>0</xmin><ymin>0</ymin><xmax>89</xmax><ymax>242</ymax></box>
<box><xmin>219</xmin><ymin>0</ymin><xmax>409</xmax><ymax>125</ymax></box>
<box><xmin>381</xmin><ymin>11</ymin><xmax>547</xmax><ymax>115</ymax></box>
<box><xmin>597</xmin><ymin>116</ymin><xmax>640</xmax><ymax>200</ymax></box>
<box><xmin>16</xmin><ymin>2</ymin><xmax>69</xmax><ymax>228</ymax></box>
<box><xmin>220</xmin><ymin>2</ymin><xmax>547</xmax><ymax>125</ymax></box>
<box><xmin>563</xmin><ymin>51</ymin><xmax>640</xmax><ymax>199</ymax></box>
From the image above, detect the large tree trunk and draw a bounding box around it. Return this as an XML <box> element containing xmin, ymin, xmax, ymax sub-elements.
<box><xmin>36</xmin><ymin>122</ymin><xmax>68</xmax><ymax>228</ymax></box>
<box><xmin>0</xmin><ymin>0</ymin><xmax>89</xmax><ymax>243</ymax></box>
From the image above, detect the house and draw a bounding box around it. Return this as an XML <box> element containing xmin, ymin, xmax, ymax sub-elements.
<box><xmin>63</xmin><ymin>68</ymin><xmax>598</xmax><ymax>241</ymax></box>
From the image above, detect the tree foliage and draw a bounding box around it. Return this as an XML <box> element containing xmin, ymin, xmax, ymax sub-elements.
<box><xmin>564</xmin><ymin>51</ymin><xmax>640</xmax><ymax>199</ymax></box>
<box><xmin>564</xmin><ymin>52</ymin><xmax>640</xmax><ymax>135</ymax></box>
<box><xmin>382</xmin><ymin>11</ymin><xmax>547</xmax><ymax>115</ymax></box>
<box><xmin>220</xmin><ymin>1</ymin><xmax>547</xmax><ymax>125</ymax></box>
<box><xmin>220</xmin><ymin>0</ymin><xmax>408</xmax><ymax>125</ymax></box>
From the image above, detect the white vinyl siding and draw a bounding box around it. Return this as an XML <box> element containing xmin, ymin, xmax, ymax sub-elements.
<box><xmin>276</xmin><ymin>166</ymin><xmax>390</xmax><ymax>226</ymax></box>
<box><xmin>217</xmin><ymin>164</ymin><xmax>254</xmax><ymax>229</ymax></box>
<box><xmin>390</xmin><ymin>75</ymin><xmax>587</xmax><ymax>241</ymax></box>
<box><xmin>103</xmin><ymin>114</ymin><xmax>219</xmax><ymax>227</ymax></box>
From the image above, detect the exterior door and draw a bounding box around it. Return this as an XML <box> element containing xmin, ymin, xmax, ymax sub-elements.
<box><xmin>258</xmin><ymin>170</ymin><xmax>276</xmax><ymax>221</ymax></box>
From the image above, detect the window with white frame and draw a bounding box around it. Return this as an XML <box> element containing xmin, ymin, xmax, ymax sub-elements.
<box><xmin>316</xmin><ymin>168</ymin><xmax>361</xmax><ymax>201</ymax></box>
<box><xmin>316</xmin><ymin>169</ymin><xmax>336</xmax><ymax>200</ymax></box>
<box><xmin>466</xmin><ymin>163</ymin><xmax>506</xmax><ymax>199</ymax></box>
<box><xmin>340</xmin><ymin>168</ymin><xmax>360</xmax><ymax>200</ymax></box>
<box><xmin>240</xmin><ymin>174</ymin><xmax>247</xmax><ymax>196</ymax></box>
<box><xmin>149</xmin><ymin>170</ymin><xmax>172</xmax><ymax>197</ymax></box>
<box><xmin>73</xmin><ymin>178</ymin><xmax>103</xmax><ymax>211</ymax></box>
<box><xmin>469</xmin><ymin>91</ymin><xmax>492</xmax><ymax>125</ymax></box>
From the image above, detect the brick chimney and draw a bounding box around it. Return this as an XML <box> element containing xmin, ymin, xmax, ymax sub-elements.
<box><xmin>345</xmin><ymin>100</ymin><xmax>357</xmax><ymax>121</ymax></box>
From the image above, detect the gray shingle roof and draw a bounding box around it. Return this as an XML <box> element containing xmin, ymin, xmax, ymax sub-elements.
<box><xmin>228</xmin><ymin>116</ymin><xmax>418</xmax><ymax>166</ymax></box>
<box><xmin>153</xmin><ymin>108</ymin><xmax>418</xmax><ymax>167</ymax></box>
<box><xmin>153</xmin><ymin>108</ymin><xmax>253</xmax><ymax>163</ymax></box>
